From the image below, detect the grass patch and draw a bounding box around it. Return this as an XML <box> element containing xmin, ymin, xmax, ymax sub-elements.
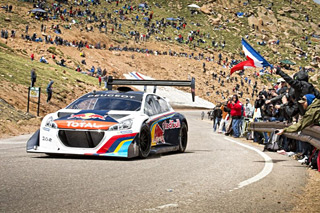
<box><xmin>0</xmin><ymin>42</ymin><xmax>15</xmax><ymax>52</ymax></box>
<box><xmin>0</xmin><ymin>48</ymin><xmax>99</xmax><ymax>99</ymax></box>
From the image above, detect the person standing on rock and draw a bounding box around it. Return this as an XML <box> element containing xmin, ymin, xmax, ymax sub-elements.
<box><xmin>31</xmin><ymin>69</ymin><xmax>37</xmax><ymax>87</ymax></box>
<box><xmin>46</xmin><ymin>80</ymin><xmax>54</xmax><ymax>103</ymax></box>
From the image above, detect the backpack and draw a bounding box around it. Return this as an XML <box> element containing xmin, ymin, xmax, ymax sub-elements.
<box><xmin>263</xmin><ymin>131</ymin><xmax>280</xmax><ymax>152</ymax></box>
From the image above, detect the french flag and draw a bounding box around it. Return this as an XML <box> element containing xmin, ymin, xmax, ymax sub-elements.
<box><xmin>230</xmin><ymin>38</ymin><xmax>272</xmax><ymax>75</ymax></box>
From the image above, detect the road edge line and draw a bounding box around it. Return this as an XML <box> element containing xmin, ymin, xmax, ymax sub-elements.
<box><xmin>224</xmin><ymin>137</ymin><xmax>273</xmax><ymax>190</ymax></box>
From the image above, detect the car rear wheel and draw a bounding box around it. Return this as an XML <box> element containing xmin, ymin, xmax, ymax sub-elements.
<box><xmin>139</xmin><ymin>125</ymin><xmax>151</xmax><ymax>158</ymax></box>
<box><xmin>178</xmin><ymin>122</ymin><xmax>188</xmax><ymax>153</ymax></box>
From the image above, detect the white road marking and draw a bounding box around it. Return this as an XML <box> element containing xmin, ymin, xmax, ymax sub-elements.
<box><xmin>224</xmin><ymin>137</ymin><xmax>273</xmax><ymax>190</ymax></box>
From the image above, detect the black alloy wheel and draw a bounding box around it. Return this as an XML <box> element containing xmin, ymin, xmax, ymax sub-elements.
<box><xmin>139</xmin><ymin>125</ymin><xmax>151</xmax><ymax>158</ymax></box>
<box><xmin>178</xmin><ymin>122</ymin><xmax>188</xmax><ymax>153</ymax></box>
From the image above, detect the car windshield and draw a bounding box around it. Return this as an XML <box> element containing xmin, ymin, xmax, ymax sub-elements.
<box><xmin>67</xmin><ymin>97</ymin><xmax>141</xmax><ymax>111</ymax></box>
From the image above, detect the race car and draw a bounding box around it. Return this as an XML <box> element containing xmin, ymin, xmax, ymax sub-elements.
<box><xmin>27</xmin><ymin>77</ymin><xmax>195</xmax><ymax>158</ymax></box>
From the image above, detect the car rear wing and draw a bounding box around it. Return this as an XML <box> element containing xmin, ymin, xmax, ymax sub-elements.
<box><xmin>107</xmin><ymin>76</ymin><xmax>196</xmax><ymax>102</ymax></box>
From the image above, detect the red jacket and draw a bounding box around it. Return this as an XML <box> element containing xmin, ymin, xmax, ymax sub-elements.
<box><xmin>227</xmin><ymin>101</ymin><xmax>243</xmax><ymax>117</ymax></box>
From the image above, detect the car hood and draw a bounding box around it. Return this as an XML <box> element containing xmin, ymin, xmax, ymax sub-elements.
<box><xmin>54</xmin><ymin>109</ymin><xmax>138</xmax><ymax>130</ymax></box>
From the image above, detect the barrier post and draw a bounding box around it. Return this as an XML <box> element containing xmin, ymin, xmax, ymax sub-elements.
<box><xmin>37</xmin><ymin>88</ymin><xmax>41</xmax><ymax>116</ymax></box>
<box><xmin>27</xmin><ymin>87</ymin><xmax>30</xmax><ymax>113</ymax></box>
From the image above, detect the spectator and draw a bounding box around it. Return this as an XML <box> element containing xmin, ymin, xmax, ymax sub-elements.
<box><xmin>227</xmin><ymin>95</ymin><xmax>243</xmax><ymax>138</ymax></box>
<box><xmin>277</xmin><ymin>94</ymin><xmax>320</xmax><ymax>135</ymax></box>
<box><xmin>213</xmin><ymin>103</ymin><xmax>222</xmax><ymax>132</ymax></box>
<box><xmin>31</xmin><ymin>53</ymin><xmax>34</xmax><ymax>61</ymax></box>
<box><xmin>40</xmin><ymin>56</ymin><xmax>48</xmax><ymax>64</ymax></box>
<box><xmin>46</xmin><ymin>80</ymin><xmax>54</xmax><ymax>103</ymax></box>
<box><xmin>275</xmin><ymin>67</ymin><xmax>320</xmax><ymax>115</ymax></box>
<box><xmin>101</xmin><ymin>75</ymin><xmax>108</xmax><ymax>89</ymax></box>
<box><xmin>31</xmin><ymin>69</ymin><xmax>37</xmax><ymax>87</ymax></box>
<box><xmin>218</xmin><ymin>102</ymin><xmax>229</xmax><ymax>134</ymax></box>
<box><xmin>244</xmin><ymin>98</ymin><xmax>253</xmax><ymax>118</ymax></box>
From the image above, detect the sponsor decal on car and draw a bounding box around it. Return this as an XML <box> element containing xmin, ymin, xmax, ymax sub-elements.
<box><xmin>42</xmin><ymin>127</ymin><xmax>51</xmax><ymax>132</ymax></box>
<box><xmin>154</xmin><ymin>124</ymin><xmax>165</xmax><ymax>144</ymax></box>
<box><xmin>54</xmin><ymin>110</ymin><xmax>118</xmax><ymax>130</ymax></box>
<box><xmin>162</xmin><ymin>119</ymin><xmax>181</xmax><ymax>130</ymax></box>
<box><xmin>91</xmin><ymin>133</ymin><xmax>138</xmax><ymax>155</ymax></box>
<box><xmin>120</xmin><ymin>130</ymin><xmax>133</xmax><ymax>134</ymax></box>
<box><xmin>149</xmin><ymin>112</ymin><xmax>176</xmax><ymax>145</ymax></box>
<box><xmin>54</xmin><ymin>120</ymin><xmax>117</xmax><ymax>130</ymax></box>
<box><xmin>87</xmin><ymin>94</ymin><xmax>137</xmax><ymax>99</ymax></box>
<box><xmin>68</xmin><ymin>113</ymin><xmax>107</xmax><ymax>120</ymax></box>
<box><xmin>42</xmin><ymin>136</ymin><xmax>52</xmax><ymax>142</ymax></box>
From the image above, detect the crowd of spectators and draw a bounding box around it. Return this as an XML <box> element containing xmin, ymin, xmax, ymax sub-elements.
<box><xmin>24</xmin><ymin>0</ymin><xmax>230</xmax><ymax>51</ymax></box>
<box><xmin>211</xmin><ymin>67</ymin><xmax>320</xmax><ymax>171</ymax></box>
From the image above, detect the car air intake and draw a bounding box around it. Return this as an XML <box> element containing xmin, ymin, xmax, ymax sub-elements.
<box><xmin>57</xmin><ymin>112</ymin><xmax>73</xmax><ymax>118</ymax></box>
<box><xmin>58</xmin><ymin>130</ymin><xmax>104</xmax><ymax>148</ymax></box>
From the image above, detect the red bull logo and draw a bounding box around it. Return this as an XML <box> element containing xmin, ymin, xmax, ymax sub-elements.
<box><xmin>162</xmin><ymin>119</ymin><xmax>181</xmax><ymax>130</ymax></box>
<box><xmin>69</xmin><ymin>113</ymin><xmax>106</xmax><ymax>120</ymax></box>
<box><xmin>154</xmin><ymin>124</ymin><xmax>165</xmax><ymax>144</ymax></box>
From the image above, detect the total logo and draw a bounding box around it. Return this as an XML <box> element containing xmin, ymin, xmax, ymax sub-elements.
<box><xmin>66</xmin><ymin>121</ymin><xmax>103</xmax><ymax>128</ymax></box>
<box><xmin>68</xmin><ymin>113</ymin><xmax>106</xmax><ymax>120</ymax></box>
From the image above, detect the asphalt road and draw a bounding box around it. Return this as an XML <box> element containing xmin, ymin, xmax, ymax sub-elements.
<box><xmin>0</xmin><ymin>111</ymin><xmax>307</xmax><ymax>212</ymax></box>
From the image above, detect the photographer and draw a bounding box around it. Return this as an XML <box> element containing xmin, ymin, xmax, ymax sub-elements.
<box><xmin>277</xmin><ymin>94</ymin><xmax>320</xmax><ymax>156</ymax></box>
<box><xmin>254</xmin><ymin>90</ymin><xmax>271</xmax><ymax>143</ymax></box>
<box><xmin>277</xmin><ymin>94</ymin><xmax>320</xmax><ymax>135</ymax></box>
<box><xmin>274</xmin><ymin>67</ymin><xmax>320</xmax><ymax>115</ymax></box>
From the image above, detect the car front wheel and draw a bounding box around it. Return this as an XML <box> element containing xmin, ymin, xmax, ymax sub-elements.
<box><xmin>138</xmin><ymin>125</ymin><xmax>151</xmax><ymax>158</ymax></box>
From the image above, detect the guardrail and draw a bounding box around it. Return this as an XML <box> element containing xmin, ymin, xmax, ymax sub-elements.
<box><xmin>247</xmin><ymin>122</ymin><xmax>320</xmax><ymax>149</ymax></box>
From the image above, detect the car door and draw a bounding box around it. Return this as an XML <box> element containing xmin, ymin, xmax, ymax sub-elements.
<box><xmin>157</xmin><ymin>96</ymin><xmax>181</xmax><ymax>146</ymax></box>
<box><xmin>144</xmin><ymin>95</ymin><xmax>176</xmax><ymax>146</ymax></box>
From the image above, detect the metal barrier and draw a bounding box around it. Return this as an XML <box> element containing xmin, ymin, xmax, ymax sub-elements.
<box><xmin>247</xmin><ymin>122</ymin><xmax>320</xmax><ymax>149</ymax></box>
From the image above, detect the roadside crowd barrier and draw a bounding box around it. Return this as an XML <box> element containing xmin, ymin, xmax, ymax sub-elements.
<box><xmin>247</xmin><ymin>122</ymin><xmax>320</xmax><ymax>149</ymax></box>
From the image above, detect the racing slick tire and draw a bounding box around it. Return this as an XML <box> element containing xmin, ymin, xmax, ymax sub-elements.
<box><xmin>138</xmin><ymin>124</ymin><xmax>151</xmax><ymax>159</ymax></box>
<box><xmin>178</xmin><ymin>122</ymin><xmax>188</xmax><ymax>153</ymax></box>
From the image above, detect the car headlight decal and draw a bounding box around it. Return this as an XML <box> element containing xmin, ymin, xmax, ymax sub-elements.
<box><xmin>44</xmin><ymin>116</ymin><xmax>58</xmax><ymax>129</ymax></box>
<box><xmin>109</xmin><ymin>119</ymin><xmax>133</xmax><ymax>131</ymax></box>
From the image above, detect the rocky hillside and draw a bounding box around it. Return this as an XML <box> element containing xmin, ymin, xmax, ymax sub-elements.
<box><xmin>0</xmin><ymin>0</ymin><xmax>319</xmax><ymax>137</ymax></box>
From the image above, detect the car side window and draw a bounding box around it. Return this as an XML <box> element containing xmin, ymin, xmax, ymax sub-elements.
<box><xmin>144</xmin><ymin>95</ymin><xmax>157</xmax><ymax>116</ymax></box>
<box><xmin>151</xmin><ymin>95</ymin><xmax>162</xmax><ymax>114</ymax></box>
<box><xmin>158</xmin><ymin>97</ymin><xmax>170</xmax><ymax>113</ymax></box>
